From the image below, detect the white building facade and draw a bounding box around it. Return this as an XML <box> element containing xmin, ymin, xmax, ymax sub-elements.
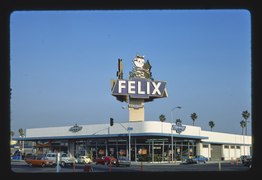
<box><xmin>19</xmin><ymin>121</ymin><xmax>252</xmax><ymax>162</ymax></box>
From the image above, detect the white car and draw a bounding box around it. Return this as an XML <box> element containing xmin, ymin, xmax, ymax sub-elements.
<box><xmin>45</xmin><ymin>152</ymin><xmax>76</xmax><ymax>167</ymax></box>
<box><xmin>77</xmin><ymin>156</ymin><xmax>92</xmax><ymax>164</ymax></box>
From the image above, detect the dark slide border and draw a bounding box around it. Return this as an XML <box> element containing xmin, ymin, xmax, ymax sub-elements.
<box><xmin>0</xmin><ymin>0</ymin><xmax>260</xmax><ymax>179</ymax></box>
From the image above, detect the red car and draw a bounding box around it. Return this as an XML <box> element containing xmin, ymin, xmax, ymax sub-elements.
<box><xmin>95</xmin><ymin>156</ymin><xmax>117</xmax><ymax>165</ymax></box>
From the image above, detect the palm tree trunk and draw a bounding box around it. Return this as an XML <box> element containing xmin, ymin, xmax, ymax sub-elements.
<box><xmin>245</xmin><ymin>120</ymin><xmax>247</xmax><ymax>135</ymax></box>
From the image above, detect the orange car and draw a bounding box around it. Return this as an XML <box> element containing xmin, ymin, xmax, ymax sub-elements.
<box><xmin>25</xmin><ymin>155</ymin><xmax>55</xmax><ymax>167</ymax></box>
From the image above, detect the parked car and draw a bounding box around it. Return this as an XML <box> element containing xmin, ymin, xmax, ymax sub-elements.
<box><xmin>243</xmin><ymin>157</ymin><xmax>252</xmax><ymax>168</ymax></box>
<box><xmin>11</xmin><ymin>150</ymin><xmax>23</xmax><ymax>160</ymax></box>
<box><xmin>95</xmin><ymin>156</ymin><xmax>118</xmax><ymax>165</ymax></box>
<box><xmin>240</xmin><ymin>155</ymin><xmax>252</xmax><ymax>164</ymax></box>
<box><xmin>186</xmin><ymin>155</ymin><xmax>208</xmax><ymax>164</ymax></box>
<box><xmin>77</xmin><ymin>156</ymin><xmax>92</xmax><ymax>164</ymax></box>
<box><xmin>24</xmin><ymin>153</ymin><xmax>34</xmax><ymax>160</ymax></box>
<box><xmin>115</xmin><ymin>156</ymin><xmax>131</xmax><ymax>167</ymax></box>
<box><xmin>45</xmin><ymin>152</ymin><xmax>76</xmax><ymax>167</ymax></box>
<box><xmin>25</xmin><ymin>155</ymin><xmax>55</xmax><ymax>167</ymax></box>
<box><xmin>242</xmin><ymin>156</ymin><xmax>252</xmax><ymax>168</ymax></box>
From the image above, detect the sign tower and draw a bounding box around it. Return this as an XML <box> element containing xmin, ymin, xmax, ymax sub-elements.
<box><xmin>111</xmin><ymin>55</ymin><xmax>168</xmax><ymax>122</ymax></box>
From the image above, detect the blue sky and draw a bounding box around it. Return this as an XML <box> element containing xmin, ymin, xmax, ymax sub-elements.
<box><xmin>10</xmin><ymin>9</ymin><xmax>251</xmax><ymax>137</ymax></box>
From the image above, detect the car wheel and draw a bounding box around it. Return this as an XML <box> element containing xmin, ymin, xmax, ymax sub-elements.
<box><xmin>41</xmin><ymin>163</ymin><xmax>46</xmax><ymax>168</ymax></box>
<box><xmin>61</xmin><ymin>161</ymin><xmax>65</xmax><ymax>167</ymax></box>
<box><xmin>28</xmin><ymin>163</ymin><xmax>32</xmax><ymax>167</ymax></box>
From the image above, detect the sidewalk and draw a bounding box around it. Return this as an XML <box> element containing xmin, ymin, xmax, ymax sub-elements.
<box><xmin>131</xmin><ymin>161</ymin><xmax>181</xmax><ymax>166</ymax></box>
<box><xmin>130</xmin><ymin>160</ymin><xmax>230</xmax><ymax>166</ymax></box>
<box><xmin>10</xmin><ymin>159</ymin><xmax>27</xmax><ymax>165</ymax></box>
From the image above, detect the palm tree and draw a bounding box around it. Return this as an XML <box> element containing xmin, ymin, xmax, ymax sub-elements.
<box><xmin>159</xmin><ymin>114</ymin><xmax>166</xmax><ymax>122</ymax></box>
<box><xmin>18</xmin><ymin>128</ymin><xmax>24</xmax><ymax>137</ymax></box>
<box><xmin>241</xmin><ymin>110</ymin><xmax>250</xmax><ymax>135</ymax></box>
<box><xmin>190</xmin><ymin>113</ymin><xmax>198</xmax><ymax>126</ymax></box>
<box><xmin>240</xmin><ymin>120</ymin><xmax>246</xmax><ymax>135</ymax></box>
<box><xmin>175</xmin><ymin>118</ymin><xmax>182</xmax><ymax>124</ymax></box>
<box><xmin>159</xmin><ymin>114</ymin><xmax>166</xmax><ymax>133</ymax></box>
<box><xmin>208</xmin><ymin>121</ymin><xmax>215</xmax><ymax>131</ymax></box>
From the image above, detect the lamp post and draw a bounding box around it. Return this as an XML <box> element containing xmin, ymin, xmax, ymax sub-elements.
<box><xmin>19</xmin><ymin>135</ymin><xmax>25</xmax><ymax>160</ymax></box>
<box><xmin>170</xmin><ymin>106</ymin><xmax>181</xmax><ymax>163</ymax></box>
<box><xmin>19</xmin><ymin>135</ymin><xmax>22</xmax><ymax>160</ymax></box>
<box><xmin>127</xmin><ymin>127</ymin><xmax>133</xmax><ymax>161</ymax></box>
<box><xmin>121</xmin><ymin>106</ymin><xmax>133</xmax><ymax>161</ymax></box>
<box><xmin>118</xmin><ymin>122</ymin><xmax>133</xmax><ymax>161</ymax></box>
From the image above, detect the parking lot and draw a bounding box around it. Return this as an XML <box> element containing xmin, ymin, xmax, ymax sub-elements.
<box><xmin>11</xmin><ymin>159</ymin><xmax>251</xmax><ymax>173</ymax></box>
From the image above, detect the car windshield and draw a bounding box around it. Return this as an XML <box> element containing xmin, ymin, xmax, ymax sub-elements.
<box><xmin>118</xmin><ymin>156</ymin><xmax>128</xmax><ymax>160</ymax></box>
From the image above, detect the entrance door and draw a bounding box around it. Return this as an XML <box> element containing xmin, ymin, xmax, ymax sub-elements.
<box><xmin>211</xmin><ymin>144</ymin><xmax>222</xmax><ymax>161</ymax></box>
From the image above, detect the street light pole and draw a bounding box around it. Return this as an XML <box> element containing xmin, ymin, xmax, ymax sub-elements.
<box><xmin>19</xmin><ymin>136</ymin><xmax>22</xmax><ymax>160</ymax></box>
<box><xmin>127</xmin><ymin>127</ymin><xmax>133</xmax><ymax>161</ymax></box>
<box><xmin>122</xmin><ymin>106</ymin><xmax>132</xmax><ymax>161</ymax></box>
<box><xmin>19</xmin><ymin>135</ymin><xmax>25</xmax><ymax>160</ymax></box>
<box><xmin>170</xmin><ymin>106</ymin><xmax>181</xmax><ymax>163</ymax></box>
<box><xmin>118</xmin><ymin>123</ymin><xmax>133</xmax><ymax>161</ymax></box>
<box><xmin>119</xmin><ymin>107</ymin><xmax>133</xmax><ymax>161</ymax></box>
<box><xmin>128</xmin><ymin>121</ymin><xmax>131</xmax><ymax>161</ymax></box>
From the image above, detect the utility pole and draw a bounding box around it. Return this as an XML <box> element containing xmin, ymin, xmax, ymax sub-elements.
<box><xmin>170</xmin><ymin>106</ymin><xmax>181</xmax><ymax>163</ymax></box>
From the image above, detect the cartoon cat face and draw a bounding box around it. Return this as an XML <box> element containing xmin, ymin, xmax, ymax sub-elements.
<box><xmin>134</xmin><ymin>56</ymin><xmax>145</xmax><ymax>68</ymax></box>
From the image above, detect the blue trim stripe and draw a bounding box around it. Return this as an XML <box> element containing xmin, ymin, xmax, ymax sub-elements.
<box><xmin>13</xmin><ymin>132</ymin><xmax>208</xmax><ymax>141</ymax></box>
<box><xmin>202</xmin><ymin>141</ymin><xmax>252</xmax><ymax>146</ymax></box>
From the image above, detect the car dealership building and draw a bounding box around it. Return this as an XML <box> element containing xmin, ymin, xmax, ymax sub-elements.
<box><xmin>17</xmin><ymin>121</ymin><xmax>252</xmax><ymax>162</ymax></box>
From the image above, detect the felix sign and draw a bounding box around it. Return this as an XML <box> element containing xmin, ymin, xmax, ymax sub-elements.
<box><xmin>111</xmin><ymin>78</ymin><xmax>166</xmax><ymax>99</ymax></box>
